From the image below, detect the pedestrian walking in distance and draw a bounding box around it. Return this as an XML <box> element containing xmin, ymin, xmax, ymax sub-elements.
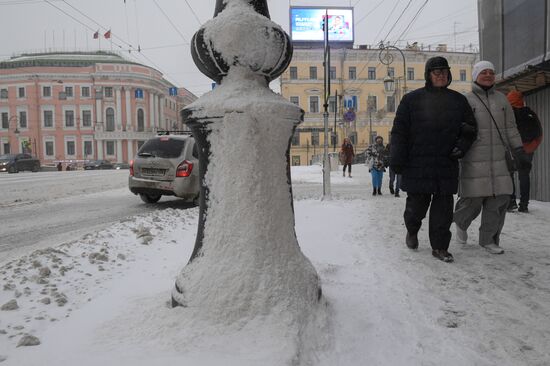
<box><xmin>454</xmin><ymin>61</ymin><xmax>531</xmax><ymax>255</ymax></box>
<box><xmin>340</xmin><ymin>137</ymin><xmax>355</xmax><ymax>178</ymax></box>
<box><xmin>366</xmin><ymin>136</ymin><xmax>389</xmax><ymax>195</ymax></box>
<box><xmin>390</xmin><ymin>56</ymin><xmax>478</xmax><ymax>263</ymax></box>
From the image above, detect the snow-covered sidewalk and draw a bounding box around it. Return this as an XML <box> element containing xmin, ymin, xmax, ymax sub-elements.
<box><xmin>1</xmin><ymin>164</ymin><xmax>549</xmax><ymax>365</ymax></box>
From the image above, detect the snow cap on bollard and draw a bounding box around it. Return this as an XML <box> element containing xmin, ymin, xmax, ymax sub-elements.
<box><xmin>190</xmin><ymin>0</ymin><xmax>293</xmax><ymax>84</ymax></box>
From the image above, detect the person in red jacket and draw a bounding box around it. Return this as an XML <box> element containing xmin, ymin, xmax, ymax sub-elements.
<box><xmin>506</xmin><ymin>90</ymin><xmax>543</xmax><ymax>213</ymax></box>
<box><xmin>340</xmin><ymin>137</ymin><xmax>355</xmax><ymax>178</ymax></box>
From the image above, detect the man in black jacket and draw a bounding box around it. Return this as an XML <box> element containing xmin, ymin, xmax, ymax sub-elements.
<box><xmin>390</xmin><ymin>56</ymin><xmax>477</xmax><ymax>263</ymax></box>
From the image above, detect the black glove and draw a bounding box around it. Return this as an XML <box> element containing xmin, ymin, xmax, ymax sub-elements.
<box><xmin>513</xmin><ymin>147</ymin><xmax>532</xmax><ymax>170</ymax></box>
<box><xmin>449</xmin><ymin>147</ymin><xmax>464</xmax><ymax>160</ymax></box>
<box><xmin>391</xmin><ymin>164</ymin><xmax>404</xmax><ymax>174</ymax></box>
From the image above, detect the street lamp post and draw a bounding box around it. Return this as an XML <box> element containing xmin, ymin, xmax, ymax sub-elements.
<box><xmin>379</xmin><ymin>42</ymin><xmax>408</xmax><ymax>98</ymax></box>
<box><xmin>306</xmin><ymin>138</ymin><xmax>310</xmax><ymax>165</ymax></box>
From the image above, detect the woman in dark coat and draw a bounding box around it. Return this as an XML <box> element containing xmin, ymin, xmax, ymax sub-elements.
<box><xmin>390</xmin><ymin>56</ymin><xmax>477</xmax><ymax>263</ymax></box>
<box><xmin>340</xmin><ymin>137</ymin><xmax>355</xmax><ymax>177</ymax></box>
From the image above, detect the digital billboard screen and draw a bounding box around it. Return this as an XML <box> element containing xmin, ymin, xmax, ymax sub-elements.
<box><xmin>290</xmin><ymin>7</ymin><xmax>354</xmax><ymax>43</ymax></box>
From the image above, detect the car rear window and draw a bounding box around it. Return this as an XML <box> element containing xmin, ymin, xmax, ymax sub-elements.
<box><xmin>138</xmin><ymin>138</ymin><xmax>187</xmax><ymax>158</ymax></box>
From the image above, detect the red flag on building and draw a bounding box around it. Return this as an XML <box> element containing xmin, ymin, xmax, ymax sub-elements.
<box><xmin>104</xmin><ymin>30</ymin><xmax>111</xmax><ymax>39</ymax></box>
<box><xmin>93</xmin><ymin>30</ymin><xmax>99</xmax><ymax>39</ymax></box>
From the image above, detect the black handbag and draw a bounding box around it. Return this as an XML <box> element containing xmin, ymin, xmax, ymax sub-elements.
<box><xmin>473</xmin><ymin>92</ymin><xmax>518</xmax><ymax>172</ymax></box>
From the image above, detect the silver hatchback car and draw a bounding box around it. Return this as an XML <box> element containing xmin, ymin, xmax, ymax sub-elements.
<box><xmin>129</xmin><ymin>134</ymin><xmax>200</xmax><ymax>204</ymax></box>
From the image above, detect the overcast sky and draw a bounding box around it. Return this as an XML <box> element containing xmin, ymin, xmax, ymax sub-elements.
<box><xmin>0</xmin><ymin>0</ymin><xmax>478</xmax><ymax>97</ymax></box>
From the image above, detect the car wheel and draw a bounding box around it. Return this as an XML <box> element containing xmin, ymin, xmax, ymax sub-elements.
<box><xmin>192</xmin><ymin>195</ymin><xmax>200</xmax><ymax>206</ymax></box>
<box><xmin>139</xmin><ymin>193</ymin><xmax>161</xmax><ymax>203</ymax></box>
<box><xmin>32</xmin><ymin>164</ymin><xmax>39</xmax><ymax>172</ymax></box>
<box><xmin>8</xmin><ymin>165</ymin><xmax>18</xmax><ymax>174</ymax></box>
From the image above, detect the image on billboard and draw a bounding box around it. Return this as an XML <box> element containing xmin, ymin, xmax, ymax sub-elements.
<box><xmin>290</xmin><ymin>7</ymin><xmax>354</xmax><ymax>43</ymax></box>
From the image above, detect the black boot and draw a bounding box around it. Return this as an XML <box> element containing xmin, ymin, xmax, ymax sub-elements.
<box><xmin>389</xmin><ymin>186</ymin><xmax>395</xmax><ymax>194</ymax></box>
<box><xmin>377</xmin><ymin>188</ymin><xmax>382</xmax><ymax>195</ymax></box>
<box><xmin>395</xmin><ymin>190</ymin><xmax>400</xmax><ymax>198</ymax></box>
<box><xmin>406</xmin><ymin>232</ymin><xmax>419</xmax><ymax>250</ymax></box>
<box><xmin>432</xmin><ymin>249</ymin><xmax>454</xmax><ymax>263</ymax></box>
<box><xmin>373</xmin><ymin>188</ymin><xmax>377</xmax><ymax>196</ymax></box>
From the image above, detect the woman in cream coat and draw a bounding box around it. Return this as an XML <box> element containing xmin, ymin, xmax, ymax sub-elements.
<box><xmin>454</xmin><ymin>61</ymin><xmax>524</xmax><ymax>254</ymax></box>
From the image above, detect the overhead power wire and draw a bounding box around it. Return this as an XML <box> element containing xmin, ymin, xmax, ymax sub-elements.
<box><xmin>133</xmin><ymin>0</ymin><xmax>141</xmax><ymax>51</ymax></box>
<box><xmin>41</xmin><ymin>0</ymin><xmax>170</xmax><ymax>82</ymax></box>
<box><xmin>60</xmin><ymin>0</ymin><xmax>133</xmax><ymax>49</ymax></box>
<box><xmin>355</xmin><ymin>0</ymin><xmax>386</xmax><ymax>26</ymax></box>
<box><xmin>372</xmin><ymin>0</ymin><xmax>402</xmax><ymax>45</ymax></box>
<box><xmin>393</xmin><ymin>0</ymin><xmax>429</xmax><ymax>46</ymax></box>
<box><xmin>183</xmin><ymin>0</ymin><xmax>202</xmax><ymax>26</ymax></box>
<box><xmin>381</xmin><ymin>0</ymin><xmax>414</xmax><ymax>44</ymax></box>
<box><xmin>152</xmin><ymin>0</ymin><xmax>189</xmax><ymax>43</ymax></box>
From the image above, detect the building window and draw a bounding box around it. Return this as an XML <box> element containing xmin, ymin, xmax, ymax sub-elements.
<box><xmin>64</xmin><ymin>86</ymin><xmax>73</xmax><ymax>97</ymax></box>
<box><xmin>18</xmin><ymin>87</ymin><xmax>25</xmax><ymax>98</ymax></box>
<box><xmin>137</xmin><ymin>108</ymin><xmax>145</xmax><ymax>132</ymax></box>
<box><xmin>82</xmin><ymin>110</ymin><xmax>92</xmax><ymax>127</ymax></box>
<box><xmin>106</xmin><ymin>141</ymin><xmax>115</xmax><ymax>155</ymax></box>
<box><xmin>104</xmin><ymin>87</ymin><xmax>114</xmax><ymax>98</ymax></box>
<box><xmin>460</xmin><ymin>69</ymin><xmax>467</xmax><ymax>81</ymax></box>
<box><xmin>328</xmin><ymin>96</ymin><xmax>336</xmax><ymax>113</ymax></box>
<box><xmin>3</xmin><ymin>142</ymin><xmax>9</xmax><ymax>154</ymax></box>
<box><xmin>368</xmin><ymin>67</ymin><xmax>376</xmax><ymax>80</ymax></box>
<box><xmin>45</xmin><ymin>141</ymin><xmax>54</xmax><ymax>156</ymax></box>
<box><xmin>330</xmin><ymin>66</ymin><xmax>336</xmax><ymax>79</ymax></box>
<box><xmin>387</xmin><ymin>67</ymin><xmax>395</xmax><ymax>77</ymax></box>
<box><xmin>291</xmin><ymin>156</ymin><xmax>301</xmax><ymax>166</ymax></box>
<box><xmin>1</xmin><ymin>112</ymin><xmax>8</xmax><ymax>128</ymax></box>
<box><xmin>367</xmin><ymin>95</ymin><xmax>377</xmax><ymax>112</ymax></box>
<box><xmin>66</xmin><ymin>141</ymin><xmax>75</xmax><ymax>156</ymax></box>
<box><xmin>19</xmin><ymin>111</ymin><xmax>27</xmax><ymax>128</ymax></box>
<box><xmin>349</xmin><ymin>66</ymin><xmax>357</xmax><ymax>80</ymax></box>
<box><xmin>106</xmin><ymin>108</ymin><xmax>115</xmax><ymax>131</ymax></box>
<box><xmin>311</xmin><ymin>130</ymin><xmax>320</xmax><ymax>146</ymax></box>
<box><xmin>42</xmin><ymin>86</ymin><xmax>51</xmax><ymax>97</ymax></box>
<box><xmin>0</xmin><ymin>88</ymin><xmax>8</xmax><ymax>99</ymax></box>
<box><xmin>407</xmin><ymin>67</ymin><xmax>415</xmax><ymax>80</ymax></box>
<box><xmin>386</xmin><ymin>95</ymin><xmax>396</xmax><ymax>113</ymax></box>
<box><xmin>289</xmin><ymin>96</ymin><xmax>299</xmax><ymax>106</ymax></box>
<box><xmin>84</xmin><ymin>141</ymin><xmax>93</xmax><ymax>157</ymax></box>
<box><xmin>81</xmin><ymin>86</ymin><xmax>90</xmax><ymax>97</ymax></box>
<box><xmin>291</xmin><ymin>131</ymin><xmax>300</xmax><ymax>146</ymax></box>
<box><xmin>43</xmin><ymin>110</ymin><xmax>53</xmax><ymax>128</ymax></box>
<box><xmin>65</xmin><ymin>110</ymin><xmax>75</xmax><ymax>127</ymax></box>
<box><xmin>309</xmin><ymin>66</ymin><xmax>317</xmax><ymax>80</ymax></box>
<box><xmin>289</xmin><ymin>67</ymin><xmax>298</xmax><ymax>79</ymax></box>
<box><xmin>309</xmin><ymin>96</ymin><xmax>319</xmax><ymax>113</ymax></box>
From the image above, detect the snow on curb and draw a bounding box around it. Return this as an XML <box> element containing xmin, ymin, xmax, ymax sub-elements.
<box><xmin>0</xmin><ymin>207</ymin><xmax>198</xmax><ymax>357</ymax></box>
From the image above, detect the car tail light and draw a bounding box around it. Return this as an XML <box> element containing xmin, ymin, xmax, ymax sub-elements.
<box><xmin>129</xmin><ymin>160</ymin><xmax>134</xmax><ymax>176</ymax></box>
<box><xmin>176</xmin><ymin>160</ymin><xmax>193</xmax><ymax>177</ymax></box>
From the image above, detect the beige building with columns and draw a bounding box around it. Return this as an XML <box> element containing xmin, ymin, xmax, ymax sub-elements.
<box><xmin>0</xmin><ymin>51</ymin><xmax>196</xmax><ymax>165</ymax></box>
<box><xmin>280</xmin><ymin>45</ymin><xmax>479</xmax><ymax>166</ymax></box>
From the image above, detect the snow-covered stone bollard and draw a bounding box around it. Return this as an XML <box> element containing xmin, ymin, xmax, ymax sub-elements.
<box><xmin>172</xmin><ymin>0</ymin><xmax>322</xmax><ymax>325</ymax></box>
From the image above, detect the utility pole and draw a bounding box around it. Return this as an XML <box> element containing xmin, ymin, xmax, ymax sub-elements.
<box><xmin>333</xmin><ymin>89</ymin><xmax>338</xmax><ymax>152</ymax></box>
<box><xmin>322</xmin><ymin>10</ymin><xmax>331</xmax><ymax>198</ymax></box>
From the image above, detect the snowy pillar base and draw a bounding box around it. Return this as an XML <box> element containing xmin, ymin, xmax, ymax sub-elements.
<box><xmin>172</xmin><ymin>70</ymin><xmax>321</xmax><ymax>323</ymax></box>
<box><xmin>171</xmin><ymin>0</ymin><xmax>322</xmax><ymax>332</ymax></box>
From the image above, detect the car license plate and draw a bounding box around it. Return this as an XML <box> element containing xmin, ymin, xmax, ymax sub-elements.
<box><xmin>141</xmin><ymin>168</ymin><xmax>166</xmax><ymax>176</ymax></box>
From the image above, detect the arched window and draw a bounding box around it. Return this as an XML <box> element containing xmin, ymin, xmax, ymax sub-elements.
<box><xmin>106</xmin><ymin>108</ymin><xmax>115</xmax><ymax>131</ymax></box>
<box><xmin>137</xmin><ymin>108</ymin><xmax>145</xmax><ymax>132</ymax></box>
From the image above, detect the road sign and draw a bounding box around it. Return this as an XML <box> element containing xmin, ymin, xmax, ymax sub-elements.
<box><xmin>344</xmin><ymin>109</ymin><xmax>356</xmax><ymax>122</ymax></box>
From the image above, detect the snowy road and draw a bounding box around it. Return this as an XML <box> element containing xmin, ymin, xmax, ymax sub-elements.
<box><xmin>0</xmin><ymin>170</ymin><xmax>192</xmax><ymax>260</ymax></box>
<box><xmin>0</xmin><ymin>167</ymin><xmax>353</xmax><ymax>261</ymax></box>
